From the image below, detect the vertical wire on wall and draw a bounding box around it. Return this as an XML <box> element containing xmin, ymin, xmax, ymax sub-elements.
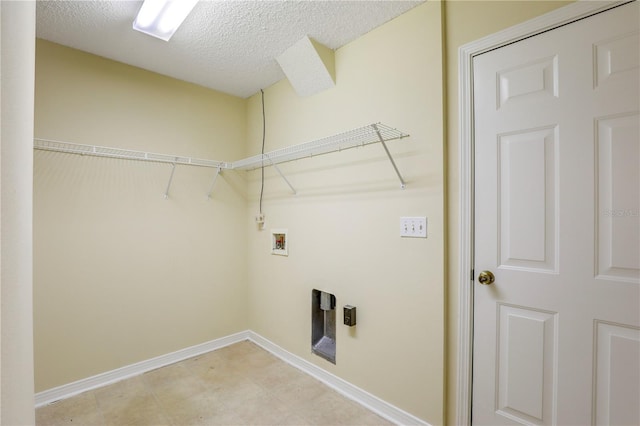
<box><xmin>259</xmin><ymin>89</ymin><xmax>266</xmax><ymax>214</ymax></box>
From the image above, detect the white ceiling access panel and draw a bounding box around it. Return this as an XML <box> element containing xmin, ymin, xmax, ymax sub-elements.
<box><xmin>276</xmin><ymin>36</ymin><xmax>336</xmax><ymax>97</ymax></box>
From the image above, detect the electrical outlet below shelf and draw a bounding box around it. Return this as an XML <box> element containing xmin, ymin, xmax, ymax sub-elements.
<box><xmin>255</xmin><ymin>213</ymin><xmax>265</xmax><ymax>230</ymax></box>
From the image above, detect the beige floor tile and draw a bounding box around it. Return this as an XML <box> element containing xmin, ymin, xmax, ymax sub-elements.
<box><xmin>185</xmin><ymin>351</ymin><xmax>248</xmax><ymax>388</ymax></box>
<box><xmin>226</xmin><ymin>351</ymin><xmax>279</xmax><ymax>376</ymax></box>
<box><xmin>248</xmin><ymin>360</ymin><xmax>307</xmax><ymax>389</ymax></box>
<box><xmin>94</xmin><ymin>376</ymin><xmax>149</xmax><ymax>411</ymax></box>
<box><xmin>203</xmin><ymin>375</ymin><xmax>263</xmax><ymax>401</ymax></box>
<box><xmin>142</xmin><ymin>362</ymin><xmax>193</xmax><ymax>388</ymax></box>
<box><xmin>230</xmin><ymin>392</ymin><xmax>290</xmax><ymax>425</ymax></box>
<box><xmin>197</xmin><ymin>409</ymin><xmax>247</xmax><ymax>426</ymax></box>
<box><xmin>272</xmin><ymin>373</ymin><xmax>328</xmax><ymax>409</ymax></box>
<box><xmin>143</xmin><ymin>363</ymin><xmax>208</xmax><ymax>406</ymax></box>
<box><xmin>93</xmin><ymin>376</ymin><xmax>171</xmax><ymax>425</ymax></box>
<box><xmin>184</xmin><ymin>350</ymin><xmax>229</xmax><ymax>376</ymax></box>
<box><xmin>36</xmin><ymin>341</ymin><xmax>396</xmax><ymax>426</ymax></box>
<box><xmin>278</xmin><ymin>412</ymin><xmax>311</xmax><ymax>425</ymax></box>
<box><xmin>240</xmin><ymin>345</ymin><xmax>280</xmax><ymax>370</ymax></box>
<box><xmin>230</xmin><ymin>341</ymin><xmax>271</xmax><ymax>356</ymax></box>
<box><xmin>162</xmin><ymin>390</ymin><xmax>226</xmax><ymax>426</ymax></box>
<box><xmin>214</xmin><ymin>378</ymin><xmax>270</xmax><ymax>408</ymax></box>
<box><xmin>151</xmin><ymin>376</ymin><xmax>208</xmax><ymax>407</ymax></box>
<box><xmin>36</xmin><ymin>392</ymin><xmax>104</xmax><ymax>426</ymax></box>
<box><xmin>294</xmin><ymin>389</ymin><xmax>368</xmax><ymax>425</ymax></box>
<box><xmin>217</xmin><ymin>341</ymin><xmax>256</xmax><ymax>358</ymax></box>
<box><xmin>101</xmin><ymin>394</ymin><xmax>170</xmax><ymax>426</ymax></box>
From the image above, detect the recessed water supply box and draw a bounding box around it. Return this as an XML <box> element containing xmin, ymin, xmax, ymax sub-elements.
<box><xmin>311</xmin><ymin>289</ymin><xmax>336</xmax><ymax>364</ymax></box>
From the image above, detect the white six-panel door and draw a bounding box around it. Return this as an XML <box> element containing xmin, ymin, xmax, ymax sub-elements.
<box><xmin>472</xmin><ymin>2</ymin><xmax>639</xmax><ymax>424</ymax></box>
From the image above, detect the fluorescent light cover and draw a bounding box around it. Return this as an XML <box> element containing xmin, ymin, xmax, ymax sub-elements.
<box><xmin>133</xmin><ymin>0</ymin><xmax>199</xmax><ymax>41</ymax></box>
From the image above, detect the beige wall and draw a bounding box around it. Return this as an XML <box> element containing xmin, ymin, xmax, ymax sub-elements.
<box><xmin>33</xmin><ymin>40</ymin><xmax>249</xmax><ymax>392</ymax></box>
<box><xmin>443</xmin><ymin>0</ymin><xmax>573</xmax><ymax>423</ymax></box>
<box><xmin>246</xmin><ymin>2</ymin><xmax>444</xmax><ymax>423</ymax></box>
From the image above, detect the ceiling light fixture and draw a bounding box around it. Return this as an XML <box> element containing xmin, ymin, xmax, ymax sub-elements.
<box><xmin>133</xmin><ymin>0</ymin><xmax>199</xmax><ymax>41</ymax></box>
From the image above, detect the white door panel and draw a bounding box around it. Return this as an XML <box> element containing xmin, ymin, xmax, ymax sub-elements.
<box><xmin>594</xmin><ymin>322</ymin><xmax>640</xmax><ymax>425</ymax></box>
<box><xmin>596</xmin><ymin>113</ymin><xmax>640</xmax><ymax>282</ymax></box>
<box><xmin>498</xmin><ymin>126</ymin><xmax>558</xmax><ymax>273</ymax></box>
<box><xmin>496</xmin><ymin>304</ymin><xmax>558</xmax><ymax>425</ymax></box>
<box><xmin>473</xmin><ymin>3</ymin><xmax>639</xmax><ymax>425</ymax></box>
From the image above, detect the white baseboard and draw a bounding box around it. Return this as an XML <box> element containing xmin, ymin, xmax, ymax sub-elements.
<box><xmin>34</xmin><ymin>330</ymin><xmax>250</xmax><ymax>407</ymax></box>
<box><xmin>35</xmin><ymin>330</ymin><xmax>430</xmax><ymax>426</ymax></box>
<box><xmin>247</xmin><ymin>331</ymin><xmax>430</xmax><ymax>426</ymax></box>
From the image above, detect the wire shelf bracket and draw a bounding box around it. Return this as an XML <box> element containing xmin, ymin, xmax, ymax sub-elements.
<box><xmin>372</xmin><ymin>123</ymin><xmax>406</xmax><ymax>189</ymax></box>
<box><xmin>207</xmin><ymin>167</ymin><xmax>223</xmax><ymax>200</ymax></box>
<box><xmin>163</xmin><ymin>161</ymin><xmax>177</xmax><ymax>199</ymax></box>
<box><xmin>267</xmin><ymin>156</ymin><xmax>297</xmax><ymax>195</ymax></box>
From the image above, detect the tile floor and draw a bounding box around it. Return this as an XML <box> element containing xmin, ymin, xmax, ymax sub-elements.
<box><xmin>36</xmin><ymin>341</ymin><xmax>394</xmax><ymax>426</ymax></box>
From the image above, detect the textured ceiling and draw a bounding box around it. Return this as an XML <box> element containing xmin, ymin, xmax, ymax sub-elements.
<box><xmin>36</xmin><ymin>0</ymin><xmax>424</xmax><ymax>98</ymax></box>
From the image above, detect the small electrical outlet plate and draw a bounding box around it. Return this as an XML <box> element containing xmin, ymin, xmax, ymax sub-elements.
<box><xmin>255</xmin><ymin>213</ymin><xmax>265</xmax><ymax>229</ymax></box>
<box><xmin>400</xmin><ymin>216</ymin><xmax>427</xmax><ymax>238</ymax></box>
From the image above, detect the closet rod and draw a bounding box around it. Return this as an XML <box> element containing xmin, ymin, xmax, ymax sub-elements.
<box><xmin>34</xmin><ymin>138</ymin><xmax>231</xmax><ymax>170</ymax></box>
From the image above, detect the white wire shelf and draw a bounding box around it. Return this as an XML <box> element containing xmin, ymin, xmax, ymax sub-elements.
<box><xmin>34</xmin><ymin>138</ymin><xmax>232</xmax><ymax>169</ymax></box>
<box><xmin>231</xmin><ymin>123</ymin><xmax>409</xmax><ymax>171</ymax></box>
<box><xmin>33</xmin><ymin>122</ymin><xmax>410</xmax><ymax>196</ymax></box>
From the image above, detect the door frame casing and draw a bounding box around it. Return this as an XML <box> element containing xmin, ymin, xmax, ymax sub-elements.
<box><xmin>455</xmin><ymin>1</ymin><xmax>631</xmax><ymax>424</ymax></box>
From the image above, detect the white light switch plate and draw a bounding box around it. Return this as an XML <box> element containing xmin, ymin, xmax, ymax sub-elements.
<box><xmin>400</xmin><ymin>217</ymin><xmax>427</xmax><ymax>238</ymax></box>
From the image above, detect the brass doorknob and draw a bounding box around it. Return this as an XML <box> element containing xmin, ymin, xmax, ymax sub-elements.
<box><xmin>478</xmin><ymin>270</ymin><xmax>495</xmax><ymax>285</ymax></box>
